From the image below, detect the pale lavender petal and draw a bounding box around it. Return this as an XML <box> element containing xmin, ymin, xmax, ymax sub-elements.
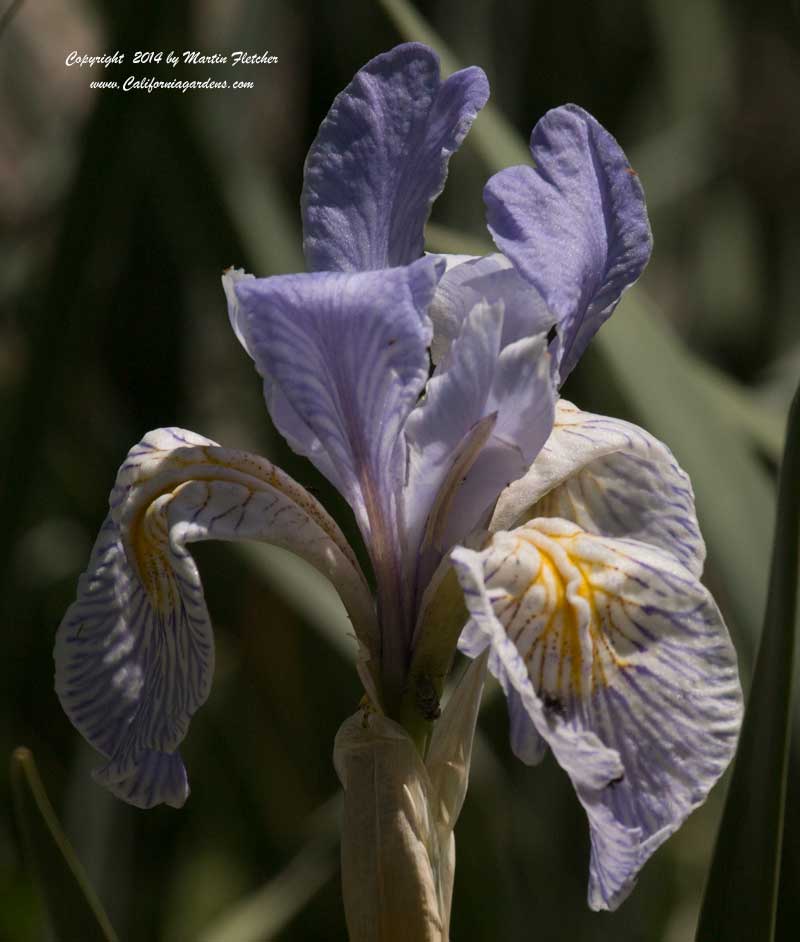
<box><xmin>506</xmin><ymin>682</ymin><xmax>548</xmax><ymax>765</ymax></box>
<box><xmin>404</xmin><ymin>295</ymin><xmax>555</xmax><ymax>596</ymax></box>
<box><xmin>235</xmin><ymin>258</ymin><xmax>442</xmax><ymax>548</ymax></box>
<box><xmin>484</xmin><ymin>105</ymin><xmax>652</xmax><ymax>383</ymax></box>
<box><xmin>54</xmin><ymin>429</ymin><xmax>376</xmax><ymax>809</ymax></box>
<box><xmin>223</xmin><ymin>268</ymin><xmax>345</xmax><ymax>488</ymax></box>
<box><xmin>453</xmin><ymin>518</ymin><xmax>742</xmax><ymax>910</ymax></box>
<box><xmin>222</xmin><ymin>267</ymin><xmax>255</xmax><ymax>352</ymax></box>
<box><xmin>428</xmin><ymin>253</ymin><xmax>555</xmax><ymax>366</ymax></box>
<box><xmin>302</xmin><ymin>43</ymin><xmax>488</xmax><ymax>272</ymax></box>
<box><xmin>492</xmin><ymin>400</ymin><xmax>706</xmax><ymax>577</ymax></box>
<box><xmin>56</xmin><ymin>516</ymin><xmax>196</xmax><ymax>810</ymax></box>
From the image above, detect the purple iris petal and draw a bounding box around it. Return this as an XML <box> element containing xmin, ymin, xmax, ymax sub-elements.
<box><xmin>55</xmin><ymin>514</ymin><xmax>194</xmax><ymax>809</ymax></box>
<box><xmin>404</xmin><ymin>288</ymin><xmax>555</xmax><ymax>597</ymax></box>
<box><xmin>428</xmin><ymin>254</ymin><xmax>556</xmax><ymax>366</ymax></box>
<box><xmin>236</xmin><ymin>259</ymin><xmax>444</xmax><ymax>683</ymax></box>
<box><xmin>302</xmin><ymin>43</ymin><xmax>489</xmax><ymax>272</ymax></box>
<box><xmin>236</xmin><ymin>258</ymin><xmax>442</xmax><ymax>537</ymax></box>
<box><xmin>484</xmin><ymin>105</ymin><xmax>652</xmax><ymax>383</ymax></box>
<box><xmin>54</xmin><ymin>427</ymin><xmax>221</xmax><ymax>811</ymax></box>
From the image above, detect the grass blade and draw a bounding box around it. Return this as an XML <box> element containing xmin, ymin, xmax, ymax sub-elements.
<box><xmin>10</xmin><ymin>747</ymin><xmax>120</xmax><ymax>942</ymax></box>
<box><xmin>197</xmin><ymin>795</ymin><xmax>341</xmax><ymax>942</ymax></box>
<box><xmin>695</xmin><ymin>381</ymin><xmax>800</xmax><ymax>940</ymax></box>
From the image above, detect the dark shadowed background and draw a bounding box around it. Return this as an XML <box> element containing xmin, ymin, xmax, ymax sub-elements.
<box><xmin>1</xmin><ymin>0</ymin><xmax>799</xmax><ymax>939</ymax></box>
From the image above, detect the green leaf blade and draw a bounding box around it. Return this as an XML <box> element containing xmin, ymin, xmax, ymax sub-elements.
<box><xmin>696</xmin><ymin>381</ymin><xmax>800</xmax><ymax>941</ymax></box>
<box><xmin>10</xmin><ymin>747</ymin><xmax>120</xmax><ymax>942</ymax></box>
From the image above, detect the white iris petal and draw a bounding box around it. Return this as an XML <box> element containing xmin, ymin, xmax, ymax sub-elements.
<box><xmin>453</xmin><ymin>514</ymin><xmax>742</xmax><ymax>910</ymax></box>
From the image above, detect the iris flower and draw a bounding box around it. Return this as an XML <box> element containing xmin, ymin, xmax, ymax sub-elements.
<box><xmin>54</xmin><ymin>42</ymin><xmax>742</xmax><ymax>925</ymax></box>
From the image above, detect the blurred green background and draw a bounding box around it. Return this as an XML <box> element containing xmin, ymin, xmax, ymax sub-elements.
<box><xmin>1</xmin><ymin>0</ymin><xmax>798</xmax><ymax>939</ymax></box>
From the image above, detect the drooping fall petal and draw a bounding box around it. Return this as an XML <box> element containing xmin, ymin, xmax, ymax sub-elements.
<box><xmin>55</xmin><ymin>428</ymin><xmax>375</xmax><ymax>808</ymax></box>
<box><xmin>492</xmin><ymin>400</ymin><xmax>705</xmax><ymax>577</ymax></box>
<box><xmin>453</xmin><ymin>517</ymin><xmax>741</xmax><ymax>909</ymax></box>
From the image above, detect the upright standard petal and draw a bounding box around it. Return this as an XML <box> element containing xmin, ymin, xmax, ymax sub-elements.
<box><xmin>492</xmin><ymin>400</ymin><xmax>706</xmax><ymax>576</ymax></box>
<box><xmin>453</xmin><ymin>517</ymin><xmax>742</xmax><ymax>910</ymax></box>
<box><xmin>484</xmin><ymin>105</ymin><xmax>652</xmax><ymax>383</ymax></box>
<box><xmin>302</xmin><ymin>43</ymin><xmax>489</xmax><ymax>272</ymax></box>
<box><xmin>54</xmin><ymin>428</ymin><xmax>375</xmax><ymax>809</ymax></box>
